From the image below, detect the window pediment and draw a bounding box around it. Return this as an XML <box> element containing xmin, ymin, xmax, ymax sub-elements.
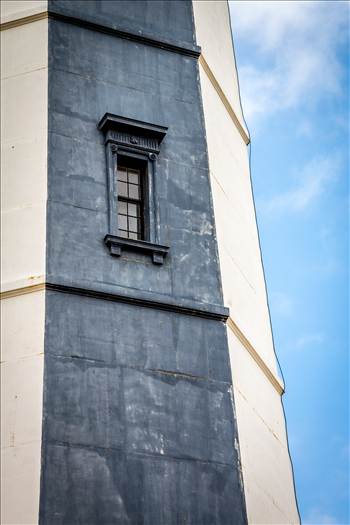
<box><xmin>98</xmin><ymin>113</ymin><xmax>167</xmax><ymax>154</ymax></box>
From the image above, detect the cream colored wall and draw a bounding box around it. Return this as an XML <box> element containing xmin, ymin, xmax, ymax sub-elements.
<box><xmin>1</xmin><ymin>292</ymin><xmax>45</xmax><ymax>525</ymax></box>
<box><xmin>193</xmin><ymin>1</ymin><xmax>299</xmax><ymax>523</ymax></box>
<box><xmin>192</xmin><ymin>0</ymin><xmax>248</xmax><ymax>139</ymax></box>
<box><xmin>0</xmin><ymin>1</ymin><xmax>47</xmax><ymax>24</ymax></box>
<box><xmin>1</xmin><ymin>17</ymin><xmax>48</xmax><ymax>291</ymax></box>
<box><xmin>1</xmin><ymin>14</ymin><xmax>48</xmax><ymax>525</ymax></box>
<box><xmin>228</xmin><ymin>330</ymin><xmax>299</xmax><ymax>524</ymax></box>
<box><xmin>198</xmin><ymin>70</ymin><xmax>277</xmax><ymax>374</ymax></box>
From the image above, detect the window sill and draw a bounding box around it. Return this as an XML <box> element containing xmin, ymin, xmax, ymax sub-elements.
<box><xmin>104</xmin><ymin>235</ymin><xmax>169</xmax><ymax>265</ymax></box>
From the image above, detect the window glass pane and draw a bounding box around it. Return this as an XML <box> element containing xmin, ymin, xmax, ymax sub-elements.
<box><xmin>128</xmin><ymin>169</ymin><xmax>140</xmax><ymax>185</ymax></box>
<box><xmin>128</xmin><ymin>217</ymin><xmax>139</xmax><ymax>233</ymax></box>
<box><xmin>116</xmin><ymin>161</ymin><xmax>144</xmax><ymax>240</ymax></box>
<box><xmin>129</xmin><ymin>184</ymin><xmax>140</xmax><ymax>200</ymax></box>
<box><xmin>117</xmin><ymin>181</ymin><xmax>128</xmax><ymax>197</ymax></box>
<box><xmin>118</xmin><ymin>214</ymin><xmax>128</xmax><ymax>230</ymax></box>
<box><xmin>118</xmin><ymin>201</ymin><xmax>127</xmax><ymax>215</ymax></box>
<box><xmin>128</xmin><ymin>203</ymin><xmax>139</xmax><ymax>217</ymax></box>
<box><xmin>117</xmin><ymin>167</ymin><xmax>127</xmax><ymax>181</ymax></box>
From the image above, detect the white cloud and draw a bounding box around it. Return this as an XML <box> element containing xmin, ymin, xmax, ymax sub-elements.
<box><xmin>311</xmin><ymin>258</ymin><xmax>341</xmax><ymax>278</ymax></box>
<box><xmin>259</xmin><ymin>153</ymin><xmax>341</xmax><ymax>214</ymax></box>
<box><xmin>295</xmin><ymin>333</ymin><xmax>325</xmax><ymax>349</ymax></box>
<box><xmin>297</xmin><ymin>119</ymin><xmax>314</xmax><ymax>138</ymax></box>
<box><xmin>229</xmin><ymin>1</ymin><xmax>348</xmax><ymax>125</ymax></box>
<box><xmin>304</xmin><ymin>508</ymin><xmax>341</xmax><ymax>524</ymax></box>
<box><xmin>270</xmin><ymin>291</ymin><xmax>294</xmax><ymax>317</ymax></box>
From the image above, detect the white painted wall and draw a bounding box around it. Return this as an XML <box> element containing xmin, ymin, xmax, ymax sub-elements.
<box><xmin>1</xmin><ymin>292</ymin><xmax>45</xmax><ymax>525</ymax></box>
<box><xmin>192</xmin><ymin>0</ymin><xmax>248</xmax><ymax>139</ymax></box>
<box><xmin>1</xmin><ymin>14</ymin><xmax>48</xmax><ymax>525</ymax></box>
<box><xmin>193</xmin><ymin>1</ymin><xmax>299</xmax><ymax>523</ymax></box>
<box><xmin>0</xmin><ymin>1</ymin><xmax>47</xmax><ymax>24</ymax></box>
<box><xmin>228</xmin><ymin>330</ymin><xmax>299</xmax><ymax>524</ymax></box>
<box><xmin>1</xmin><ymin>18</ymin><xmax>48</xmax><ymax>291</ymax></box>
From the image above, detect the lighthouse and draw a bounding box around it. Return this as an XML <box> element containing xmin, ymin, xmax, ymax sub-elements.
<box><xmin>1</xmin><ymin>1</ymin><xmax>299</xmax><ymax>523</ymax></box>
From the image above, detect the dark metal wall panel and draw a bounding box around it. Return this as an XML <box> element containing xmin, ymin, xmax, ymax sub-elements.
<box><xmin>41</xmin><ymin>442</ymin><xmax>245</xmax><ymax>525</ymax></box>
<box><xmin>46</xmin><ymin>15</ymin><xmax>222</xmax><ymax>306</ymax></box>
<box><xmin>41</xmin><ymin>1</ymin><xmax>247</xmax><ymax>523</ymax></box>
<box><xmin>49</xmin><ymin>0</ymin><xmax>196</xmax><ymax>47</ymax></box>
<box><xmin>43</xmin><ymin>292</ymin><xmax>231</xmax><ymax>383</ymax></box>
<box><xmin>40</xmin><ymin>292</ymin><xmax>246</xmax><ymax>524</ymax></box>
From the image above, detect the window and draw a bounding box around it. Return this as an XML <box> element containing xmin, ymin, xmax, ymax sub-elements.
<box><xmin>98</xmin><ymin>113</ymin><xmax>169</xmax><ymax>264</ymax></box>
<box><xmin>116</xmin><ymin>163</ymin><xmax>144</xmax><ymax>240</ymax></box>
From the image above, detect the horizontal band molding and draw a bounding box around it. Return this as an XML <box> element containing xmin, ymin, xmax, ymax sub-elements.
<box><xmin>227</xmin><ymin>317</ymin><xmax>284</xmax><ymax>395</ymax></box>
<box><xmin>46</xmin><ymin>282</ymin><xmax>229</xmax><ymax>321</ymax></box>
<box><xmin>48</xmin><ymin>11</ymin><xmax>201</xmax><ymax>58</ymax></box>
<box><xmin>0</xmin><ymin>277</ymin><xmax>228</xmax><ymax>319</ymax></box>
<box><xmin>1</xmin><ymin>280</ymin><xmax>228</xmax><ymax>320</ymax></box>
<box><xmin>0</xmin><ymin>10</ymin><xmax>201</xmax><ymax>60</ymax></box>
<box><xmin>0</xmin><ymin>11</ymin><xmax>48</xmax><ymax>31</ymax></box>
<box><xmin>1</xmin><ymin>283</ymin><xmax>283</xmax><ymax>393</ymax></box>
<box><xmin>0</xmin><ymin>10</ymin><xmax>200</xmax><ymax>57</ymax></box>
<box><xmin>199</xmin><ymin>55</ymin><xmax>250</xmax><ymax>145</ymax></box>
<box><xmin>0</xmin><ymin>282</ymin><xmax>45</xmax><ymax>299</ymax></box>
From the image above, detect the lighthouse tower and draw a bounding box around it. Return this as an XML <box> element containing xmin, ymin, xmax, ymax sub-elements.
<box><xmin>1</xmin><ymin>1</ymin><xmax>299</xmax><ymax>523</ymax></box>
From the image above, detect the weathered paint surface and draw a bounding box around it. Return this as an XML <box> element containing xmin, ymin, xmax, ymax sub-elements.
<box><xmin>39</xmin><ymin>1</ymin><xmax>247</xmax><ymax>523</ymax></box>
<box><xmin>45</xmin><ymin>9</ymin><xmax>222</xmax><ymax>306</ymax></box>
<box><xmin>193</xmin><ymin>1</ymin><xmax>300</xmax><ymax>523</ymax></box>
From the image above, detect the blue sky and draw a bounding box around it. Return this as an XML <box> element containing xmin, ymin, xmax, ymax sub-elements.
<box><xmin>229</xmin><ymin>2</ymin><xmax>349</xmax><ymax>524</ymax></box>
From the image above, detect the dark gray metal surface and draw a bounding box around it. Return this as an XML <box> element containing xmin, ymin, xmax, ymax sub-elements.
<box><xmin>41</xmin><ymin>1</ymin><xmax>247</xmax><ymax>523</ymax></box>
<box><xmin>49</xmin><ymin>0</ymin><xmax>198</xmax><ymax>52</ymax></box>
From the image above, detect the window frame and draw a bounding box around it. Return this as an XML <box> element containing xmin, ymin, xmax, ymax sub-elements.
<box><xmin>116</xmin><ymin>161</ymin><xmax>145</xmax><ymax>241</ymax></box>
<box><xmin>98</xmin><ymin>113</ymin><xmax>169</xmax><ymax>264</ymax></box>
<box><xmin>111</xmin><ymin>148</ymin><xmax>155</xmax><ymax>243</ymax></box>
